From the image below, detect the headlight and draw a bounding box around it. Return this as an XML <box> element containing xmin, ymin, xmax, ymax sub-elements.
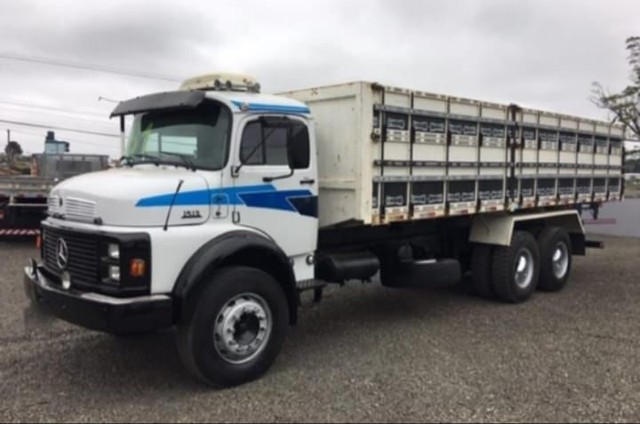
<box><xmin>108</xmin><ymin>243</ymin><xmax>120</xmax><ymax>260</ymax></box>
<box><xmin>108</xmin><ymin>265</ymin><xmax>121</xmax><ymax>281</ymax></box>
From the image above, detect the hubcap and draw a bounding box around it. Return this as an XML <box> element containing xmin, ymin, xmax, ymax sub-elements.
<box><xmin>213</xmin><ymin>293</ymin><xmax>272</xmax><ymax>365</ymax></box>
<box><xmin>514</xmin><ymin>248</ymin><xmax>534</xmax><ymax>289</ymax></box>
<box><xmin>551</xmin><ymin>242</ymin><xmax>569</xmax><ymax>279</ymax></box>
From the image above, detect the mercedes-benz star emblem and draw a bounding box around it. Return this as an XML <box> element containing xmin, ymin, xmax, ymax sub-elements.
<box><xmin>56</xmin><ymin>238</ymin><xmax>69</xmax><ymax>270</ymax></box>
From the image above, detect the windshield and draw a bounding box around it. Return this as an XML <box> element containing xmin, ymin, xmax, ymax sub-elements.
<box><xmin>125</xmin><ymin>101</ymin><xmax>231</xmax><ymax>170</ymax></box>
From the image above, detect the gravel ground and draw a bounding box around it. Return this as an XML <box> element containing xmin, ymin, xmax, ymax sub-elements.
<box><xmin>0</xmin><ymin>235</ymin><xmax>639</xmax><ymax>423</ymax></box>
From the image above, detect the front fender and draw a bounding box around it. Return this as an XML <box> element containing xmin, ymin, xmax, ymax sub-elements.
<box><xmin>172</xmin><ymin>230</ymin><xmax>298</xmax><ymax>324</ymax></box>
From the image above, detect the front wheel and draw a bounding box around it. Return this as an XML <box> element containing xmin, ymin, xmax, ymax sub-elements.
<box><xmin>177</xmin><ymin>266</ymin><xmax>289</xmax><ymax>387</ymax></box>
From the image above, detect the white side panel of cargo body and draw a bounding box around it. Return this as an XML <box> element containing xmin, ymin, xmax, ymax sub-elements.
<box><xmin>411</xmin><ymin>91</ymin><xmax>448</xmax><ymax>218</ymax></box>
<box><xmin>608</xmin><ymin>124</ymin><xmax>624</xmax><ymax>200</ymax></box>
<box><xmin>594</xmin><ymin>125</ymin><xmax>609</xmax><ymax>180</ymax></box>
<box><xmin>481</xmin><ymin>104</ymin><xmax>506</xmax><ymax>120</ymax></box>
<box><xmin>450</xmin><ymin>100</ymin><xmax>478</xmax><ymax>117</ymax></box>
<box><xmin>558</xmin><ymin>117</ymin><xmax>577</xmax><ymax>189</ymax></box>
<box><xmin>609</xmin><ymin>125</ymin><xmax>624</xmax><ymax>168</ymax></box>
<box><xmin>518</xmin><ymin>110</ymin><xmax>538</xmax><ymax>206</ymax></box>
<box><xmin>413</xmin><ymin>93</ymin><xmax>447</xmax><ymax>113</ymax></box>
<box><xmin>576</xmin><ymin>121</ymin><xmax>595</xmax><ymax>202</ymax></box>
<box><xmin>540</xmin><ymin>113</ymin><xmax>558</xmax><ymax>127</ymax></box>
<box><xmin>478</xmin><ymin>103</ymin><xmax>507</xmax><ymax>212</ymax></box>
<box><xmin>577</xmin><ymin>121</ymin><xmax>595</xmax><ymax>187</ymax></box>
<box><xmin>522</xmin><ymin>110</ymin><xmax>538</xmax><ymax>125</ymax></box>
<box><xmin>370</xmin><ymin>87</ymin><xmax>411</xmax><ymax>223</ymax></box>
<box><xmin>448</xmin><ymin>98</ymin><xmax>480</xmax><ymax>214</ymax></box>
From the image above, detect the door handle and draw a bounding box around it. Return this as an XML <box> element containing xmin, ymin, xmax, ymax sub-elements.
<box><xmin>300</xmin><ymin>178</ymin><xmax>315</xmax><ymax>185</ymax></box>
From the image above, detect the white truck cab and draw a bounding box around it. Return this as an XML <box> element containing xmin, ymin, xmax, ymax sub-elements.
<box><xmin>24</xmin><ymin>73</ymin><xmax>622</xmax><ymax>387</ymax></box>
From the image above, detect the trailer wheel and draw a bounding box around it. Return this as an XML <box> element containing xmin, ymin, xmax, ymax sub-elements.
<box><xmin>470</xmin><ymin>244</ymin><xmax>495</xmax><ymax>299</ymax></box>
<box><xmin>177</xmin><ymin>266</ymin><xmax>289</xmax><ymax>387</ymax></box>
<box><xmin>491</xmin><ymin>231</ymin><xmax>540</xmax><ymax>303</ymax></box>
<box><xmin>537</xmin><ymin>227</ymin><xmax>572</xmax><ymax>292</ymax></box>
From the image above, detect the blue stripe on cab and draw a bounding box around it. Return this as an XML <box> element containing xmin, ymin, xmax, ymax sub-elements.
<box><xmin>231</xmin><ymin>101</ymin><xmax>310</xmax><ymax>114</ymax></box>
<box><xmin>136</xmin><ymin>189</ymin><xmax>211</xmax><ymax>207</ymax></box>
<box><xmin>136</xmin><ymin>184</ymin><xmax>274</xmax><ymax>207</ymax></box>
<box><xmin>136</xmin><ymin>184</ymin><xmax>316</xmax><ymax>216</ymax></box>
<box><xmin>240</xmin><ymin>190</ymin><xmax>313</xmax><ymax>212</ymax></box>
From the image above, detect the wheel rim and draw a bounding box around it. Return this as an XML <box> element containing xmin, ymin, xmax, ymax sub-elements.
<box><xmin>551</xmin><ymin>241</ymin><xmax>569</xmax><ymax>279</ymax></box>
<box><xmin>213</xmin><ymin>293</ymin><xmax>272</xmax><ymax>365</ymax></box>
<box><xmin>514</xmin><ymin>248</ymin><xmax>535</xmax><ymax>289</ymax></box>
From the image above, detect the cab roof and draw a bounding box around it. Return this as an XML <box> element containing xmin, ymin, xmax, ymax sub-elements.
<box><xmin>205</xmin><ymin>91</ymin><xmax>311</xmax><ymax>115</ymax></box>
<box><xmin>110</xmin><ymin>90</ymin><xmax>311</xmax><ymax>118</ymax></box>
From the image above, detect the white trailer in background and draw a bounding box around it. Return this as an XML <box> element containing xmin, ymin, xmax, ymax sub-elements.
<box><xmin>24</xmin><ymin>74</ymin><xmax>624</xmax><ymax>387</ymax></box>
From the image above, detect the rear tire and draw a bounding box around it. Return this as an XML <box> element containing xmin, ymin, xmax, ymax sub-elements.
<box><xmin>177</xmin><ymin>266</ymin><xmax>289</xmax><ymax>388</ymax></box>
<box><xmin>537</xmin><ymin>227</ymin><xmax>572</xmax><ymax>292</ymax></box>
<box><xmin>470</xmin><ymin>244</ymin><xmax>495</xmax><ymax>299</ymax></box>
<box><xmin>491</xmin><ymin>231</ymin><xmax>540</xmax><ymax>303</ymax></box>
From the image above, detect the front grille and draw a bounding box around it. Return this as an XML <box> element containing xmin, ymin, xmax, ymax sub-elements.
<box><xmin>42</xmin><ymin>226</ymin><xmax>102</xmax><ymax>291</ymax></box>
<box><xmin>47</xmin><ymin>196</ymin><xmax>59</xmax><ymax>213</ymax></box>
<box><xmin>65</xmin><ymin>197</ymin><xmax>96</xmax><ymax>222</ymax></box>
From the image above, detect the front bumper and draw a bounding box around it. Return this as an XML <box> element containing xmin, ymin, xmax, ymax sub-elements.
<box><xmin>24</xmin><ymin>262</ymin><xmax>173</xmax><ymax>335</ymax></box>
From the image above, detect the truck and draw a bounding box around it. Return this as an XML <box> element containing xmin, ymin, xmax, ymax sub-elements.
<box><xmin>1</xmin><ymin>152</ymin><xmax>109</xmax><ymax>237</ymax></box>
<box><xmin>23</xmin><ymin>73</ymin><xmax>625</xmax><ymax>387</ymax></box>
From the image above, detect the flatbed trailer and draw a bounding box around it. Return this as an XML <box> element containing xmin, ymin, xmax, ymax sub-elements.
<box><xmin>0</xmin><ymin>154</ymin><xmax>108</xmax><ymax>237</ymax></box>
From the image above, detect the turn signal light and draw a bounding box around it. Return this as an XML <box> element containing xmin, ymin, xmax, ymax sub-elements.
<box><xmin>129</xmin><ymin>259</ymin><xmax>146</xmax><ymax>277</ymax></box>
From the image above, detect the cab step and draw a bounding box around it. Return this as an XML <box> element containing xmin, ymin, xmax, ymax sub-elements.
<box><xmin>296</xmin><ymin>279</ymin><xmax>327</xmax><ymax>303</ymax></box>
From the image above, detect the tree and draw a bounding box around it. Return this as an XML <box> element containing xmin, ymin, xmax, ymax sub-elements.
<box><xmin>592</xmin><ymin>36</ymin><xmax>640</xmax><ymax>140</ymax></box>
<box><xmin>5</xmin><ymin>140</ymin><xmax>23</xmax><ymax>165</ymax></box>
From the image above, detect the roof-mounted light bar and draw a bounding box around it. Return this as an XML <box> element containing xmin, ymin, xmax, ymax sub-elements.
<box><xmin>179</xmin><ymin>72</ymin><xmax>261</xmax><ymax>93</ymax></box>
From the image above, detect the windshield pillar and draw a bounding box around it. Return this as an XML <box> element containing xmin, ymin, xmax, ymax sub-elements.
<box><xmin>119</xmin><ymin>116</ymin><xmax>126</xmax><ymax>159</ymax></box>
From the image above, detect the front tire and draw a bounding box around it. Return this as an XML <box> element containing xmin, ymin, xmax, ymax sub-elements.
<box><xmin>491</xmin><ymin>231</ymin><xmax>540</xmax><ymax>303</ymax></box>
<box><xmin>537</xmin><ymin>227</ymin><xmax>572</xmax><ymax>292</ymax></box>
<box><xmin>177</xmin><ymin>266</ymin><xmax>289</xmax><ymax>387</ymax></box>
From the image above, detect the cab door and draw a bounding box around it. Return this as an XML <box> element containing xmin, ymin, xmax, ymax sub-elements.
<box><xmin>231</xmin><ymin>115</ymin><xmax>318</xmax><ymax>280</ymax></box>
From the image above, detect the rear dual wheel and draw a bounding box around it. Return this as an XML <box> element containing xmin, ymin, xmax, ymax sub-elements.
<box><xmin>537</xmin><ymin>227</ymin><xmax>572</xmax><ymax>292</ymax></box>
<box><xmin>491</xmin><ymin>231</ymin><xmax>540</xmax><ymax>303</ymax></box>
<box><xmin>470</xmin><ymin>227</ymin><xmax>573</xmax><ymax>303</ymax></box>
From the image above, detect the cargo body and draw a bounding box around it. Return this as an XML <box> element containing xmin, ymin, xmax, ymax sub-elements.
<box><xmin>281</xmin><ymin>82</ymin><xmax>624</xmax><ymax>227</ymax></box>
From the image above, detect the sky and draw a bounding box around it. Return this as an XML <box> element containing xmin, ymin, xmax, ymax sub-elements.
<box><xmin>0</xmin><ymin>0</ymin><xmax>638</xmax><ymax>157</ymax></box>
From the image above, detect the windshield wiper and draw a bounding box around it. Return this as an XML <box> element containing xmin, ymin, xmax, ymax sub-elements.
<box><xmin>121</xmin><ymin>153</ymin><xmax>160</xmax><ymax>167</ymax></box>
<box><xmin>122</xmin><ymin>153</ymin><xmax>195</xmax><ymax>170</ymax></box>
<box><xmin>158</xmin><ymin>152</ymin><xmax>197</xmax><ymax>171</ymax></box>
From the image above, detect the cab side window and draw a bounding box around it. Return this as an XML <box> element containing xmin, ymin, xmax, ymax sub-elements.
<box><xmin>240</xmin><ymin>119</ymin><xmax>310</xmax><ymax>169</ymax></box>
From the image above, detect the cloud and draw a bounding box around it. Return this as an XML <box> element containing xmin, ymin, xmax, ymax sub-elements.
<box><xmin>0</xmin><ymin>0</ymin><xmax>638</xmax><ymax>155</ymax></box>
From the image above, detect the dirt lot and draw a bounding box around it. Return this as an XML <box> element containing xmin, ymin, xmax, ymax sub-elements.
<box><xmin>0</xmin><ymin>235</ymin><xmax>639</xmax><ymax>423</ymax></box>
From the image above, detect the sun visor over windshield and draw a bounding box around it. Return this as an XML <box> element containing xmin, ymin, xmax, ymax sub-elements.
<box><xmin>110</xmin><ymin>91</ymin><xmax>207</xmax><ymax>118</ymax></box>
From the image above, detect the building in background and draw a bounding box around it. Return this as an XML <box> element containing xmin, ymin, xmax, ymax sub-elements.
<box><xmin>44</xmin><ymin>131</ymin><xmax>69</xmax><ymax>154</ymax></box>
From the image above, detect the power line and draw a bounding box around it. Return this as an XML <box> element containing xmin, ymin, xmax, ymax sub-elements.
<box><xmin>0</xmin><ymin>105</ymin><xmax>115</xmax><ymax>128</ymax></box>
<box><xmin>10</xmin><ymin>128</ymin><xmax>120</xmax><ymax>151</ymax></box>
<box><xmin>0</xmin><ymin>97</ymin><xmax>108</xmax><ymax>119</ymax></box>
<box><xmin>0</xmin><ymin>118</ymin><xmax>119</xmax><ymax>138</ymax></box>
<box><xmin>0</xmin><ymin>52</ymin><xmax>181</xmax><ymax>83</ymax></box>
